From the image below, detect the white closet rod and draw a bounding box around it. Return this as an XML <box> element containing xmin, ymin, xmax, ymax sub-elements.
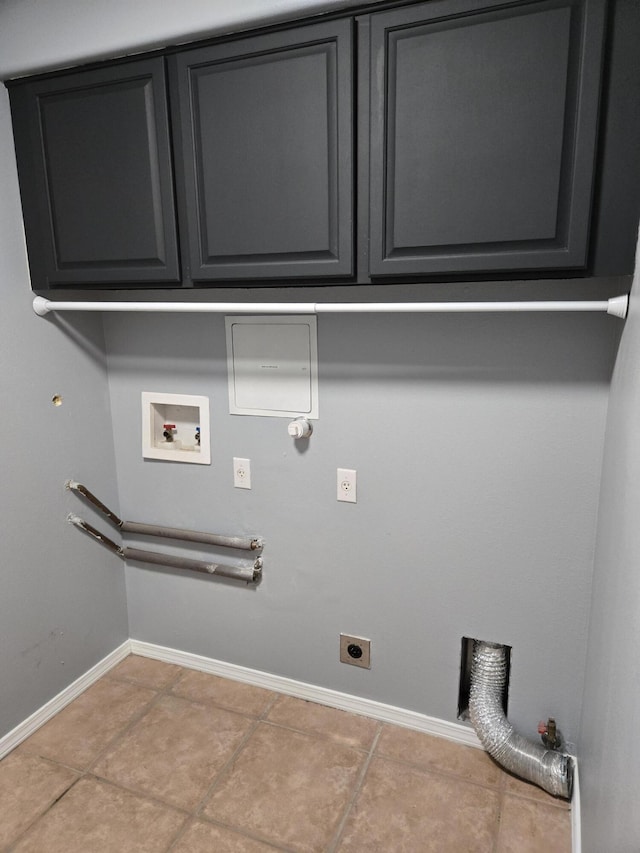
<box><xmin>32</xmin><ymin>294</ymin><xmax>629</xmax><ymax>319</ymax></box>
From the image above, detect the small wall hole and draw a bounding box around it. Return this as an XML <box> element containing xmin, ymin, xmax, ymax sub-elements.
<box><xmin>51</xmin><ymin>395</ymin><xmax>63</xmax><ymax>407</ymax></box>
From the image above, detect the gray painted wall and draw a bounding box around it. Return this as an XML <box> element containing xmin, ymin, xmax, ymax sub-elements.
<box><xmin>0</xmin><ymin>0</ymin><xmax>372</xmax><ymax>79</ymax></box>
<box><xmin>579</xmin><ymin>232</ymin><xmax>640</xmax><ymax>850</ymax></box>
<box><xmin>0</xmin><ymin>85</ymin><xmax>128</xmax><ymax>740</ymax></box>
<box><xmin>104</xmin><ymin>306</ymin><xmax>620</xmax><ymax>741</ymax></box>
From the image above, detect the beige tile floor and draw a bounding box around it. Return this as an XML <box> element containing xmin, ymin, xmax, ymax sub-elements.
<box><xmin>0</xmin><ymin>655</ymin><xmax>572</xmax><ymax>852</ymax></box>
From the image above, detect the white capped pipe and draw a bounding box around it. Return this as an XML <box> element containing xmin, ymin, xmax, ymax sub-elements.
<box><xmin>319</xmin><ymin>296</ymin><xmax>629</xmax><ymax>318</ymax></box>
<box><xmin>33</xmin><ymin>297</ymin><xmax>315</xmax><ymax>316</ymax></box>
<box><xmin>32</xmin><ymin>294</ymin><xmax>629</xmax><ymax>319</ymax></box>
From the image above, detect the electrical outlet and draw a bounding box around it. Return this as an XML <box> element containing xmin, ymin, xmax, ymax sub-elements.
<box><xmin>233</xmin><ymin>457</ymin><xmax>252</xmax><ymax>489</ymax></box>
<box><xmin>340</xmin><ymin>634</ymin><xmax>371</xmax><ymax>668</ymax></box>
<box><xmin>337</xmin><ymin>468</ymin><xmax>357</xmax><ymax>503</ymax></box>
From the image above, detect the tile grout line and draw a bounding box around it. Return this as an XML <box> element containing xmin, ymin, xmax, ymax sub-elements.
<box><xmin>3</xmin><ymin>775</ymin><xmax>84</xmax><ymax>853</ymax></box>
<box><xmin>3</xmin><ymin>668</ymin><xmax>186</xmax><ymax>853</ymax></box>
<box><xmin>12</xmin><ymin>751</ymin><xmax>84</xmax><ymax>777</ymax></box>
<box><xmin>180</xmin><ymin>815</ymin><xmax>300</xmax><ymax>853</ymax></box>
<box><xmin>172</xmin><ymin>694</ymin><xmax>386</xmax><ymax>853</ymax></box>
<box><xmin>492</xmin><ymin>769</ymin><xmax>508</xmax><ymax>853</ymax></box>
<box><xmin>165</xmin><ymin>692</ymin><xmax>284</xmax><ymax>852</ymax></box>
<box><xmin>88</xmin><ymin>667</ymin><xmax>280</xmax><ymax>826</ymax></box>
<box><xmin>15</xmin><ymin>663</ymin><xmax>377</xmax><ymax>853</ymax></box>
<box><xmin>326</xmin><ymin>722</ymin><xmax>384</xmax><ymax>853</ymax></box>
<box><xmin>84</xmin><ymin>772</ymin><xmax>194</xmax><ymax>819</ymax></box>
<box><xmin>256</xmin><ymin>717</ymin><xmax>374</xmax><ymax>754</ymax></box>
<box><xmin>194</xmin><ymin>691</ymin><xmax>281</xmax><ymax>816</ymax></box>
<box><xmin>360</xmin><ymin>750</ymin><xmax>506</xmax><ymax>798</ymax></box>
<box><xmin>164</xmin><ymin>724</ymin><xmax>262</xmax><ymax>853</ymax></box>
<box><xmin>354</xmin><ymin>745</ymin><xmax>569</xmax><ymax>811</ymax></box>
<box><xmin>84</xmin><ymin>667</ymin><xmax>186</xmax><ymax>777</ymax></box>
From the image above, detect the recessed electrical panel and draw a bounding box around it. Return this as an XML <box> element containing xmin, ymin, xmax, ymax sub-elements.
<box><xmin>141</xmin><ymin>392</ymin><xmax>210</xmax><ymax>464</ymax></box>
<box><xmin>225</xmin><ymin>315</ymin><xmax>318</xmax><ymax>418</ymax></box>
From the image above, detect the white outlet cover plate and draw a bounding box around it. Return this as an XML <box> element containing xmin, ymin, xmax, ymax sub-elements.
<box><xmin>337</xmin><ymin>468</ymin><xmax>357</xmax><ymax>503</ymax></box>
<box><xmin>141</xmin><ymin>392</ymin><xmax>210</xmax><ymax>464</ymax></box>
<box><xmin>225</xmin><ymin>315</ymin><xmax>318</xmax><ymax>418</ymax></box>
<box><xmin>233</xmin><ymin>457</ymin><xmax>252</xmax><ymax>489</ymax></box>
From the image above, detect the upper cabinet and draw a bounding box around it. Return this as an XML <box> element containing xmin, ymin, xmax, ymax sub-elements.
<box><xmin>365</xmin><ymin>0</ymin><xmax>605</xmax><ymax>277</ymax></box>
<box><xmin>10</xmin><ymin>58</ymin><xmax>180</xmax><ymax>287</ymax></box>
<box><xmin>169</xmin><ymin>19</ymin><xmax>353</xmax><ymax>281</ymax></box>
<box><xmin>7</xmin><ymin>0</ymin><xmax>640</xmax><ymax>292</ymax></box>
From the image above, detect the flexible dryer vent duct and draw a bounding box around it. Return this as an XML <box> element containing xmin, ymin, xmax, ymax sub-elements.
<box><xmin>469</xmin><ymin>641</ymin><xmax>573</xmax><ymax>799</ymax></box>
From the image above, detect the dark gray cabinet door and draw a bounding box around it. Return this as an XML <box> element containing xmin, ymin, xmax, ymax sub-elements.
<box><xmin>10</xmin><ymin>58</ymin><xmax>179</xmax><ymax>287</ymax></box>
<box><xmin>367</xmin><ymin>0</ymin><xmax>606</xmax><ymax>277</ymax></box>
<box><xmin>170</xmin><ymin>20</ymin><xmax>353</xmax><ymax>281</ymax></box>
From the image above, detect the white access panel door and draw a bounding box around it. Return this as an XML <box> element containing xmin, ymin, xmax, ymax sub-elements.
<box><xmin>225</xmin><ymin>316</ymin><xmax>318</xmax><ymax>418</ymax></box>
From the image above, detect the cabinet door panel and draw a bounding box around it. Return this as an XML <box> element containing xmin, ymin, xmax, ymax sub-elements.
<box><xmin>368</xmin><ymin>0</ymin><xmax>605</xmax><ymax>276</ymax></box>
<box><xmin>11</xmin><ymin>59</ymin><xmax>179</xmax><ymax>287</ymax></box>
<box><xmin>172</xmin><ymin>20</ymin><xmax>353</xmax><ymax>280</ymax></box>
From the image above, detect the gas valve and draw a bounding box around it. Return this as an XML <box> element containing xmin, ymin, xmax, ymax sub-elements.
<box><xmin>538</xmin><ymin>717</ymin><xmax>562</xmax><ymax>750</ymax></box>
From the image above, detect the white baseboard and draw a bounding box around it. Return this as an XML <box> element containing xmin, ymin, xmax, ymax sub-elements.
<box><xmin>571</xmin><ymin>759</ymin><xmax>581</xmax><ymax>853</ymax></box>
<box><xmin>0</xmin><ymin>640</ymin><xmax>131</xmax><ymax>760</ymax></box>
<box><xmin>129</xmin><ymin>639</ymin><xmax>483</xmax><ymax>749</ymax></box>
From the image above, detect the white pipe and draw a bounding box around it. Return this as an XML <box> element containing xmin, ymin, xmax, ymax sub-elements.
<box><xmin>319</xmin><ymin>296</ymin><xmax>629</xmax><ymax>318</ymax></box>
<box><xmin>32</xmin><ymin>297</ymin><xmax>315</xmax><ymax>316</ymax></box>
<box><xmin>32</xmin><ymin>294</ymin><xmax>629</xmax><ymax>319</ymax></box>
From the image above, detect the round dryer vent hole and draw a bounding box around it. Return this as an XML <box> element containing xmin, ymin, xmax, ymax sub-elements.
<box><xmin>52</xmin><ymin>394</ymin><xmax>63</xmax><ymax>407</ymax></box>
